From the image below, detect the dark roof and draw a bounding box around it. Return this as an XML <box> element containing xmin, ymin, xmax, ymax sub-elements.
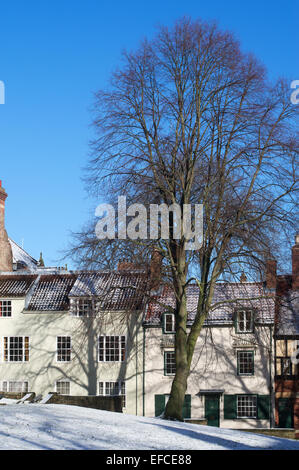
<box><xmin>145</xmin><ymin>282</ymin><xmax>275</xmax><ymax>325</ymax></box>
<box><xmin>0</xmin><ymin>275</ymin><xmax>37</xmax><ymax>297</ymax></box>
<box><xmin>276</xmin><ymin>291</ymin><xmax>299</xmax><ymax>336</ymax></box>
<box><xmin>27</xmin><ymin>274</ymin><xmax>77</xmax><ymax>311</ymax></box>
<box><xmin>69</xmin><ymin>271</ymin><xmax>148</xmax><ymax>310</ymax></box>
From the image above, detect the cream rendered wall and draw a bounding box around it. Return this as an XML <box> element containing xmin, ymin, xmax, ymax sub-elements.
<box><xmin>143</xmin><ymin>324</ymin><xmax>274</xmax><ymax>429</ymax></box>
<box><xmin>0</xmin><ymin>297</ymin><xmax>144</xmax><ymax>416</ymax></box>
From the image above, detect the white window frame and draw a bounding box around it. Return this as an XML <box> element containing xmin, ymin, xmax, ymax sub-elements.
<box><xmin>237</xmin><ymin>395</ymin><xmax>257</xmax><ymax>418</ymax></box>
<box><xmin>2</xmin><ymin>336</ymin><xmax>30</xmax><ymax>362</ymax></box>
<box><xmin>55</xmin><ymin>380</ymin><xmax>70</xmax><ymax>395</ymax></box>
<box><xmin>2</xmin><ymin>381</ymin><xmax>29</xmax><ymax>393</ymax></box>
<box><xmin>237</xmin><ymin>350</ymin><xmax>254</xmax><ymax>376</ymax></box>
<box><xmin>98</xmin><ymin>381</ymin><xmax>126</xmax><ymax>408</ymax></box>
<box><xmin>73</xmin><ymin>298</ymin><xmax>94</xmax><ymax>317</ymax></box>
<box><xmin>163</xmin><ymin>313</ymin><xmax>175</xmax><ymax>334</ymax></box>
<box><xmin>164</xmin><ymin>350</ymin><xmax>176</xmax><ymax>376</ymax></box>
<box><xmin>56</xmin><ymin>336</ymin><xmax>72</xmax><ymax>362</ymax></box>
<box><xmin>98</xmin><ymin>335</ymin><xmax>126</xmax><ymax>362</ymax></box>
<box><xmin>0</xmin><ymin>300</ymin><xmax>12</xmax><ymax>318</ymax></box>
<box><xmin>235</xmin><ymin>310</ymin><xmax>254</xmax><ymax>333</ymax></box>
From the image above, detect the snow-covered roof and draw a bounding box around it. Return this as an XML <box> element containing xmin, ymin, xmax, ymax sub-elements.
<box><xmin>26</xmin><ymin>274</ymin><xmax>77</xmax><ymax>311</ymax></box>
<box><xmin>0</xmin><ymin>270</ymin><xmax>148</xmax><ymax>312</ymax></box>
<box><xmin>69</xmin><ymin>271</ymin><xmax>148</xmax><ymax>311</ymax></box>
<box><xmin>9</xmin><ymin>238</ymin><xmax>38</xmax><ymax>271</ymax></box>
<box><xmin>0</xmin><ymin>274</ymin><xmax>37</xmax><ymax>297</ymax></box>
<box><xmin>145</xmin><ymin>282</ymin><xmax>275</xmax><ymax>325</ymax></box>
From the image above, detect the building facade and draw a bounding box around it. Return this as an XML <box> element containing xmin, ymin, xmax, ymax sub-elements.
<box><xmin>1</xmin><ymin>181</ymin><xmax>298</xmax><ymax>431</ymax></box>
<box><xmin>274</xmin><ymin>235</ymin><xmax>299</xmax><ymax>429</ymax></box>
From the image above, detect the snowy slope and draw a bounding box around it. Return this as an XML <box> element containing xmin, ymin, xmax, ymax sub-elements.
<box><xmin>0</xmin><ymin>404</ymin><xmax>298</xmax><ymax>450</ymax></box>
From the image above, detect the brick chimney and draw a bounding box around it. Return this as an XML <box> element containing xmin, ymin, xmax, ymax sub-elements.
<box><xmin>292</xmin><ymin>233</ymin><xmax>299</xmax><ymax>290</ymax></box>
<box><xmin>117</xmin><ymin>260</ymin><xmax>137</xmax><ymax>271</ymax></box>
<box><xmin>0</xmin><ymin>181</ymin><xmax>13</xmax><ymax>272</ymax></box>
<box><xmin>149</xmin><ymin>248</ymin><xmax>162</xmax><ymax>290</ymax></box>
<box><xmin>265</xmin><ymin>258</ymin><xmax>277</xmax><ymax>290</ymax></box>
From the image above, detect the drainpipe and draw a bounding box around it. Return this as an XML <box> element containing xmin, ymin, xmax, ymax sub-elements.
<box><xmin>136</xmin><ymin>328</ymin><xmax>138</xmax><ymax>416</ymax></box>
<box><xmin>142</xmin><ymin>325</ymin><xmax>146</xmax><ymax>417</ymax></box>
<box><xmin>269</xmin><ymin>324</ymin><xmax>273</xmax><ymax>428</ymax></box>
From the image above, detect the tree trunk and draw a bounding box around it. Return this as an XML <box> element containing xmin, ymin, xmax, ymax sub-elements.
<box><xmin>164</xmin><ymin>282</ymin><xmax>189</xmax><ymax>421</ymax></box>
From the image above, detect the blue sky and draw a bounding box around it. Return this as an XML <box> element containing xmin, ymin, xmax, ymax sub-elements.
<box><xmin>0</xmin><ymin>0</ymin><xmax>297</xmax><ymax>268</ymax></box>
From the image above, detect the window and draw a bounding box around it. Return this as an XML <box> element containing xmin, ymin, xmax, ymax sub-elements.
<box><xmin>57</xmin><ymin>336</ymin><xmax>71</xmax><ymax>362</ymax></box>
<box><xmin>235</xmin><ymin>310</ymin><xmax>254</xmax><ymax>333</ymax></box>
<box><xmin>275</xmin><ymin>339</ymin><xmax>299</xmax><ymax>377</ymax></box>
<box><xmin>237</xmin><ymin>395</ymin><xmax>257</xmax><ymax>418</ymax></box>
<box><xmin>164</xmin><ymin>351</ymin><xmax>176</xmax><ymax>376</ymax></box>
<box><xmin>98</xmin><ymin>336</ymin><xmax>126</xmax><ymax>362</ymax></box>
<box><xmin>163</xmin><ymin>313</ymin><xmax>175</xmax><ymax>333</ymax></box>
<box><xmin>2</xmin><ymin>381</ymin><xmax>28</xmax><ymax>393</ymax></box>
<box><xmin>3</xmin><ymin>337</ymin><xmax>29</xmax><ymax>362</ymax></box>
<box><xmin>99</xmin><ymin>381</ymin><xmax>126</xmax><ymax>408</ymax></box>
<box><xmin>56</xmin><ymin>381</ymin><xmax>70</xmax><ymax>395</ymax></box>
<box><xmin>75</xmin><ymin>299</ymin><xmax>93</xmax><ymax>317</ymax></box>
<box><xmin>237</xmin><ymin>351</ymin><xmax>254</xmax><ymax>375</ymax></box>
<box><xmin>0</xmin><ymin>300</ymin><xmax>12</xmax><ymax>317</ymax></box>
<box><xmin>276</xmin><ymin>357</ymin><xmax>298</xmax><ymax>377</ymax></box>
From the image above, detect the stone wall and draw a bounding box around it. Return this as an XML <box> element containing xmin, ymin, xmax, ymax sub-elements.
<box><xmin>46</xmin><ymin>393</ymin><xmax>123</xmax><ymax>412</ymax></box>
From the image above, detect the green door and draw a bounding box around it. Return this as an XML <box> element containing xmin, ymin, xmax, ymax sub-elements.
<box><xmin>205</xmin><ymin>394</ymin><xmax>220</xmax><ymax>427</ymax></box>
<box><xmin>278</xmin><ymin>398</ymin><xmax>294</xmax><ymax>428</ymax></box>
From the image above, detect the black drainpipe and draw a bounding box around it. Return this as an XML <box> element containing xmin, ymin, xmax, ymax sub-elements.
<box><xmin>142</xmin><ymin>325</ymin><xmax>146</xmax><ymax>417</ymax></box>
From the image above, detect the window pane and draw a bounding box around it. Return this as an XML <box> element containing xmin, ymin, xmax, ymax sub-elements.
<box><xmin>98</xmin><ymin>336</ymin><xmax>125</xmax><ymax>362</ymax></box>
<box><xmin>238</xmin><ymin>351</ymin><xmax>254</xmax><ymax>375</ymax></box>
<box><xmin>165</xmin><ymin>314</ymin><xmax>175</xmax><ymax>333</ymax></box>
<box><xmin>165</xmin><ymin>351</ymin><xmax>176</xmax><ymax>375</ymax></box>
<box><xmin>236</xmin><ymin>311</ymin><xmax>253</xmax><ymax>332</ymax></box>
<box><xmin>56</xmin><ymin>381</ymin><xmax>70</xmax><ymax>395</ymax></box>
<box><xmin>4</xmin><ymin>337</ymin><xmax>29</xmax><ymax>362</ymax></box>
<box><xmin>77</xmin><ymin>299</ymin><xmax>93</xmax><ymax>316</ymax></box>
<box><xmin>237</xmin><ymin>395</ymin><xmax>257</xmax><ymax>418</ymax></box>
<box><xmin>0</xmin><ymin>301</ymin><xmax>12</xmax><ymax>317</ymax></box>
<box><xmin>57</xmin><ymin>336</ymin><xmax>71</xmax><ymax>361</ymax></box>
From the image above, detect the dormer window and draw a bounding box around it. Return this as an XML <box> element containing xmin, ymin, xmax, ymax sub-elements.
<box><xmin>235</xmin><ymin>310</ymin><xmax>254</xmax><ymax>333</ymax></box>
<box><xmin>75</xmin><ymin>299</ymin><xmax>94</xmax><ymax>317</ymax></box>
<box><xmin>163</xmin><ymin>313</ymin><xmax>175</xmax><ymax>334</ymax></box>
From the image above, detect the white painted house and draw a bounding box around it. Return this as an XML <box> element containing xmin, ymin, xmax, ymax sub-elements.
<box><xmin>0</xmin><ymin>181</ymin><xmax>277</xmax><ymax>428</ymax></box>
<box><xmin>143</xmin><ymin>282</ymin><xmax>275</xmax><ymax>428</ymax></box>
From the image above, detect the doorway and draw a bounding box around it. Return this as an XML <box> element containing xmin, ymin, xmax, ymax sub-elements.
<box><xmin>278</xmin><ymin>398</ymin><xmax>294</xmax><ymax>428</ymax></box>
<box><xmin>205</xmin><ymin>394</ymin><xmax>220</xmax><ymax>427</ymax></box>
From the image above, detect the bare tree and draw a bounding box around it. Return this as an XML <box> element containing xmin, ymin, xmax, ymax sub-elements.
<box><xmin>70</xmin><ymin>17</ymin><xmax>298</xmax><ymax>420</ymax></box>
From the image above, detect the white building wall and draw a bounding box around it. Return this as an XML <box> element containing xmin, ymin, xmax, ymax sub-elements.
<box><xmin>0</xmin><ymin>297</ymin><xmax>275</xmax><ymax>428</ymax></box>
<box><xmin>0</xmin><ymin>297</ymin><xmax>144</xmax><ymax>416</ymax></box>
<box><xmin>143</xmin><ymin>324</ymin><xmax>274</xmax><ymax>429</ymax></box>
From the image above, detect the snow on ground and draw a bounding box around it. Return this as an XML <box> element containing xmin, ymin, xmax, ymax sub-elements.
<box><xmin>0</xmin><ymin>404</ymin><xmax>298</xmax><ymax>450</ymax></box>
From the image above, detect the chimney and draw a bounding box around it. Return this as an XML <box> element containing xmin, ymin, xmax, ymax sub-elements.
<box><xmin>117</xmin><ymin>259</ymin><xmax>137</xmax><ymax>271</ymax></box>
<box><xmin>0</xmin><ymin>181</ymin><xmax>13</xmax><ymax>272</ymax></box>
<box><xmin>149</xmin><ymin>248</ymin><xmax>162</xmax><ymax>290</ymax></box>
<box><xmin>292</xmin><ymin>233</ymin><xmax>299</xmax><ymax>290</ymax></box>
<box><xmin>265</xmin><ymin>258</ymin><xmax>277</xmax><ymax>290</ymax></box>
